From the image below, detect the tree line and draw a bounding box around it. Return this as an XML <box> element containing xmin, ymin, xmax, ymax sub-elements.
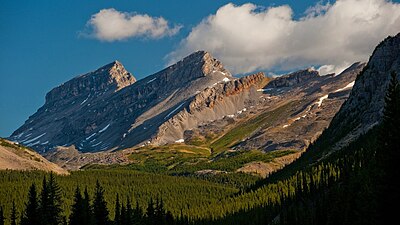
<box><xmin>0</xmin><ymin>173</ymin><xmax>182</xmax><ymax>225</ymax></box>
<box><xmin>1</xmin><ymin>72</ymin><xmax>398</xmax><ymax>225</ymax></box>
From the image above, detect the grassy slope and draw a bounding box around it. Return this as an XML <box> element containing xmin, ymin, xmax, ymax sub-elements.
<box><xmin>0</xmin><ymin>138</ymin><xmax>68</xmax><ymax>175</ymax></box>
<box><xmin>81</xmin><ymin>101</ymin><xmax>301</xmax><ymax>188</ymax></box>
<box><xmin>209</xmin><ymin>101</ymin><xmax>298</xmax><ymax>154</ymax></box>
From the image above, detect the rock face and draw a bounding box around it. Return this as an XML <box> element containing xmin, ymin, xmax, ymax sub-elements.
<box><xmin>151</xmin><ymin>72</ymin><xmax>266</xmax><ymax>145</ymax></box>
<box><xmin>266</xmin><ymin>69</ymin><xmax>320</xmax><ymax>88</ymax></box>
<box><xmin>10</xmin><ymin>49</ymin><xmax>365</xmax><ymax>156</ymax></box>
<box><xmin>10</xmin><ymin>51</ymin><xmax>237</xmax><ymax>152</ymax></box>
<box><xmin>45</xmin><ymin>61</ymin><xmax>136</xmax><ymax>105</ymax></box>
<box><xmin>186</xmin><ymin>63</ymin><xmax>365</xmax><ymax>152</ymax></box>
<box><xmin>318</xmin><ymin>33</ymin><xmax>400</xmax><ymax>150</ymax></box>
<box><xmin>0</xmin><ymin>138</ymin><xmax>68</xmax><ymax>175</ymax></box>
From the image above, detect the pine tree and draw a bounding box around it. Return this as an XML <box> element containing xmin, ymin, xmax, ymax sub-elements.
<box><xmin>83</xmin><ymin>187</ymin><xmax>94</xmax><ymax>225</ymax></box>
<box><xmin>0</xmin><ymin>205</ymin><xmax>4</xmax><ymax>225</ymax></box>
<box><xmin>10</xmin><ymin>201</ymin><xmax>17</xmax><ymax>225</ymax></box>
<box><xmin>165</xmin><ymin>211</ymin><xmax>174</xmax><ymax>225</ymax></box>
<box><xmin>146</xmin><ymin>198</ymin><xmax>155</xmax><ymax>225</ymax></box>
<box><xmin>380</xmin><ymin>71</ymin><xmax>400</xmax><ymax>158</ymax></box>
<box><xmin>48</xmin><ymin>173</ymin><xmax>63</xmax><ymax>225</ymax></box>
<box><xmin>120</xmin><ymin>204</ymin><xmax>127</xmax><ymax>225</ymax></box>
<box><xmin>126</xmin><ymin>198</ymin><xmax>133</xmax><ymax>225</ymax></box>
<box><xmin>69</xmin><ymin>186</ymin><xmax>84</xmax><ymax>225</ymax></box>
<box><xmin>133</xmin><ymin>201</ymin><xmax>143</xmax><ymax>225</ymax></box>
<box><xmin>114</xmin><ymin>194</ymin><xmax>121</xmax><ymax>225</ymax></box>
<box><xmin>377</xmin><ymin>71</ymin><xmax>400</xmax><ymax>224</ymax></box>
<box><xmin>38</xmin><ymin>174</ymin><xmax>63</xmax><ymax>225</ymax></box>
<box><xmin>93</xmin><ymin>181</ymin><xmax>110</xmax><ymax>225</ymax></box>
<box><xmin>155</xmin><ymin>198</ymin><xmax>166</xmax><ymax>225</ymax></box>
<box><xmin>39</xmin><ymin>176</ymin><xmax>49</xmax><ymax>225</ymax></box>
<box><xmin>21</xmin><ymin>184</ymin><xmax>39</xmax><ymax>225</ymax></box>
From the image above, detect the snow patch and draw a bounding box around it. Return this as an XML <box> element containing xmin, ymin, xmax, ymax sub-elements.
<box><xmin>175</xmin><ymin>139</ymin><xmax>184</xmax><ymax>143</ymax></box>
<box><xmin>14</xmin><ymin>132</ymin><xmax>25</xmax><ymax>139</ymax></box>
<box><xmin>226</xmin><ymin>114</ymin><xmax>234</xmax><ymax>118</ymax></box>
<box><xmin>91</xmin><ymin>141</ymin><xmax>103</xmax><ymax>147</ymax></box>
<box><xmin>316</xmin><ymin>95</ymin><xmax>329</xmax><ymax>107</ymax></box>
<box><xmin>27</xmin><ymin>141</ymin><xmax>40</xmax><ymax>147</ymax></box>
<box><xmin>165</xmin><ymin>102</ymin><xmax>185</xmax><ymax>119</ymax></box>
<box><xmin>334</xmin><ymin>81</ymin><xmax>355</xmax><ymax>93</ymax></box>
<box><xmin>23</xmin><ymin>133</ymin><xmax>46</xmax><ymax>144</ymax></box>
<box><xmin>86</xmin><ymin>133</ymin><xmax>96</xmax><ymax>140</ymax></box>
<box><xmin>222</xmin><ymin>77</ymin><xmax>230</xmax><ymax>82</ymax></box>
<box><xmin>80</xmin><ymin>96</ymin><xmax>89</xmax><ymax>105</ymax></box>
<box><xmin>147</xmin><ymin>77</ymin><xmax>157</xmax><ymax>84</ymax></box>
<box><xmin>99</xmin><ymin>124</ymin><xmax>110</xmax><ymax>133</ymax></box>
<box><xmin>282</xmin><ymin>124</ymin><xmax>289</xmax><ymax>128</ymax></box>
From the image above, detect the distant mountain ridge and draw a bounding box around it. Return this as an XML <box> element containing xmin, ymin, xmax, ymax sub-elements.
<box><xmin>10</xmin><ymin>50</ymin><xmax>363</xmax><ymax>158</ymax></box>
<box><xmin>10</xmin><ymin>51</ymin><xmax>236</xmax><ymax>152</ymax></box>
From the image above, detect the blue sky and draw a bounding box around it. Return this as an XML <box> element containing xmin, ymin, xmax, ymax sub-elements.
<box><xmin>1</xmin><ymin>0</ymin><xmax>400</xmax><ymax>137</ymax></box>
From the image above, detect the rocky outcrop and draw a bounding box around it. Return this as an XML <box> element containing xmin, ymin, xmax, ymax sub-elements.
<box><xmin>266</xmin><ymin>68</ymin><xmax>319</xmax><ymax>88</ymax></box>
<box><xmin>188</xmin><ymin>72</ymin><xmax>265</xmax><ymax>112</ymax></box>
<box><xmin>320</xmin><ymin>33</ymin><xmax>400</xmax><ymax>150</ymax></box>
<box><xmin>45</xmin><ymin>61</ymin><xmax>135</xmax><ymax>105</ymax></box>
<box><xmin>151</xmin><ymin>72</ymin><xmax>266</xmax><ymax>145</ymax></box>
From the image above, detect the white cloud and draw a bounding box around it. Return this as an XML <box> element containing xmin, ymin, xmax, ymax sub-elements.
<box><xmin>84</xmin><ymin>8</ymin><xmax>182</xmax><ymax>41</ymax></box>
<box><xmin>168</xmin><ymin>0</ymin><xmax>400</xmax><ymax>74</ymax></box>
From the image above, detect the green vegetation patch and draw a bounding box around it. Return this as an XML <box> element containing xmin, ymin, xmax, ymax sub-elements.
<box><xmin>210</xmin><ymin>101</ymin><xmax>299</xmax><ymax>154</ymax></box>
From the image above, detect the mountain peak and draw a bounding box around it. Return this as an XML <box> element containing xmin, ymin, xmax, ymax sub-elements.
<box><xmin>92</xmin><ymin>60</ymin><xmax>136</xmax><ymax>89</ymax></box>
<box><xmin>45</xmin><ymin>61</ymin><xmax>136</xmax><ymax>104</ymax></box>
<box><xmin>179</xmin><ymin>50</ymin><xmax>232</xmax><ymax>77</ymax></box>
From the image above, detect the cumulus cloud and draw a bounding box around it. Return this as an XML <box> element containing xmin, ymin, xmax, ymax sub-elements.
<box><xmin>168</xmin><ymin>0</ymin><xmax>400</xmax><ymax>74</ymax></box>
<box><xmin>84</xmin><ymin>8</ymin><xmax>182</xmax><ymax>41</ymax></box>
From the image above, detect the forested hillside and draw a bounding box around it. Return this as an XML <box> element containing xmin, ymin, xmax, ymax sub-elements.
<box><xmin>1</xmin><ymin>71</ymin><xmax>398</xmax><ymax>225</ymax></box>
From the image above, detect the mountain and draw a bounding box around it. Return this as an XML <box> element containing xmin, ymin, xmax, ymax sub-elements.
<box><xmin>0</xmin><ymin>138</ymin><xmax>68</xmax><ymax>174</ymax></box>
<box><xmin>10</xmin><ymin>51</ymin><xmax>234</xmax><ymax>152</ymax></box>
<box><xmin>207</xmin><ymin>64</ymin><xmax>365</xmax><ymax>153</ymax></box>
<box><xmin>9</xmin><ymin>51</ymin><xmax>363</xmax><ymax>163</ymax></box>
<box><xmin>308</xmin><ymin>33</ymin><xmax>400</xmax><ymax>154</ymax></box>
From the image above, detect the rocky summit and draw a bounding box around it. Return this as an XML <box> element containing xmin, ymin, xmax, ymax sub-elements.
<box><xmin>10</xmin><ymin>50</ymin><xmax>363</xmax><ymax>157</ymax></box>
<box><xmin>10</xmin><ymin>51</ymin><xmax>234</xmax><ymax>152</ymax></box>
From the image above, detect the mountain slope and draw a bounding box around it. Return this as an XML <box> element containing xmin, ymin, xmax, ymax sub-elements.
<box><xmin>0</xmin><ymin>138</ymin><xmax>68</xmax><ymax>174</ymax></box>
<box><xmin>182</xmin><ymin>64</ymin><xmax>364</xmax><ymax>155</ymax></box>
<box><xmin>39</xmin><ymin>63</ymin><xmax>363</xmax><ymax>172</ymax></box>
<box><xmin>10</xmin><ymin>50</ymin><xmax>364</xmax><ymax>161</ymax></box>
<box><xmin>10</xmin><ymin>51</ymin><xmax>234</xmax><ymax>152</ymax></box>
<box><xmin>309</xmin><ymin>33</ymin><xmax>400</xmax><ymax>155</ymax></box>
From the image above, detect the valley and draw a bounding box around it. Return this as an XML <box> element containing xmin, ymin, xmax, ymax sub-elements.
<box><xmin>0</xmin><ymin>10</ymin><xmax>399</xmax><ymax>224</ymax></box>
